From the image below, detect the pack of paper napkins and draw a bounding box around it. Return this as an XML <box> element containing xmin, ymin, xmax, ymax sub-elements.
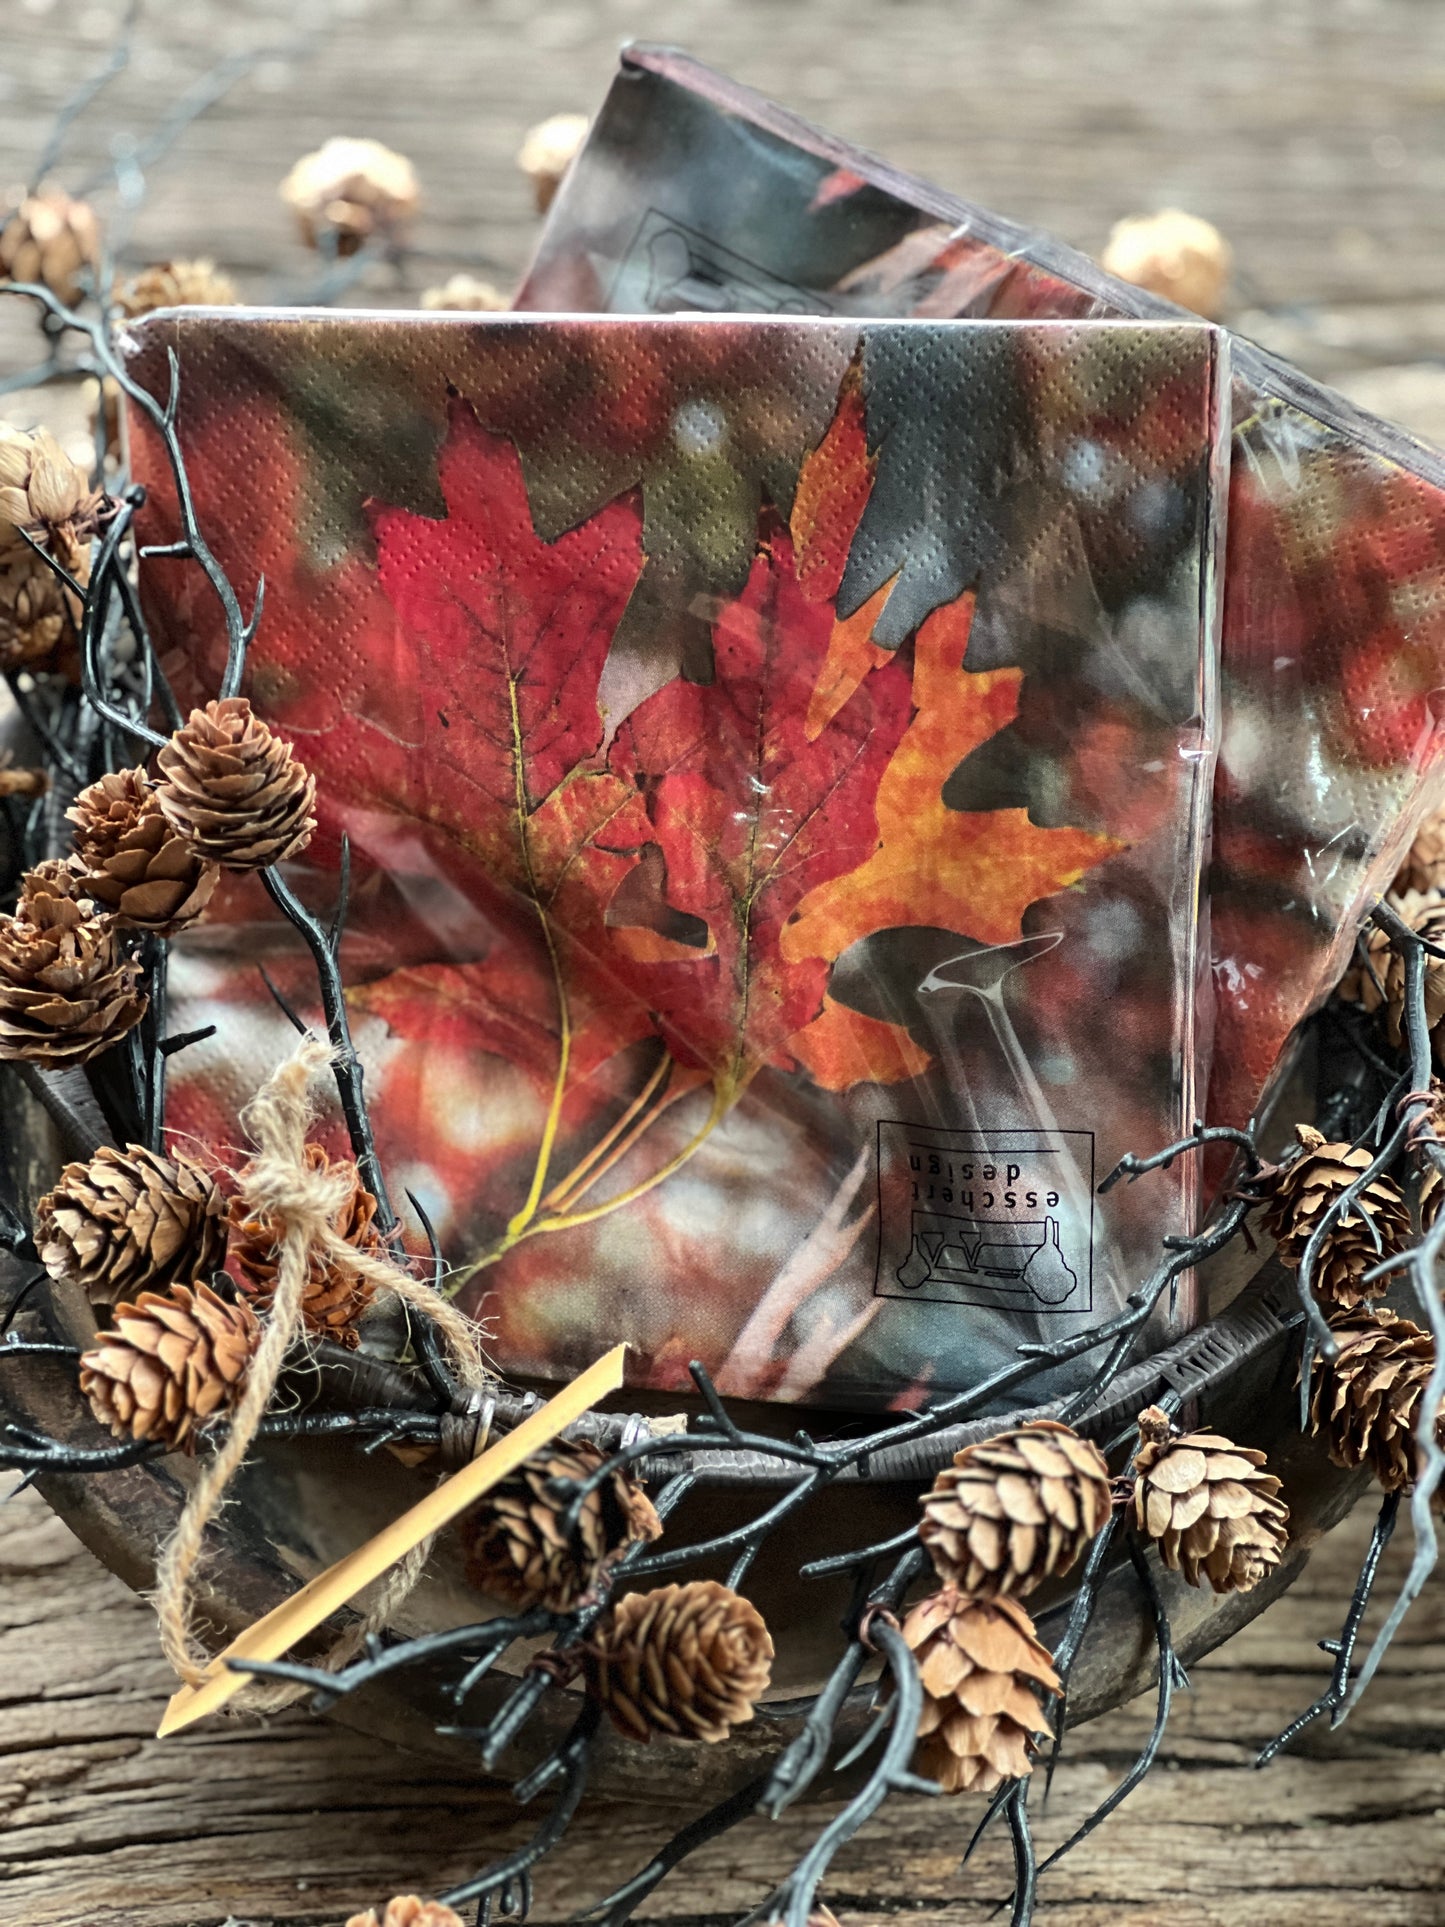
<box><xmin>118</xmin><ymin>51</ymin><xmax>1445</xmax><ymax>1410</ymax></box>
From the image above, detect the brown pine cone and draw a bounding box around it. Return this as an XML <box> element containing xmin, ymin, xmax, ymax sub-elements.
<box><xmin>279</xmin><ymin>137</ymin><xmax>419</xmax><ymax>254</ymax></box>
<box><xmin>1132</xmin><ymin>1406</ymin><xmax>1288</xmax><ymax>1593</ymax></box>
<box><xmin>115</xmin><ymin>258</ymin><xmax>238</xmax><ymax>318</ymax></box>
<box><xmin>460</xmin><ymin>1438</ymin><xmax>662</xmax><ymax>1611</ymax></box>
<box><xmin>35</xmin><ymin>1143</ymin><xmax>228</xmax><ymax>1307</ymax></box>
<box><xmin>0</xmin><ymin>188</ymin><xmax>102</xmax><ymax>305</ymax></box>
<box><xmin>516</xmin><ymin>113</ymin><xmax>589</xmax><ymax>213</ymax></box>
<box><xmin>1257</xmin><ymin>1122</ymin><xmax>1409</xmax><ymax>1310</ymax></box>
<box><xmin>228</xmin><ymin>1143</ymin><xmax>383</xmax><ymax>1347</ymax></box>
<box><xmin>1396</xmin><ymin>808</ymin><xmax>1445</xmax><ymax>895</ymax></box>
<box><xmin>919</xmin><ymin>1419</ymin><xmax>1111</xmax><ymax>1598</ymax></box>
<box><xmin>1338</xmin><ymin>890</ymin><xmax>1445</xmax><ymax>1044</ymax></box>
<box><xmin>0</xmin><ymin>536</ymin><xmax>78</xmax><ymax>669</ymax></box>
<box><xmin>79</xmin><ymin>1281</ymin><xmax>259</xmax><ymax>1450</ymax></box>
<box><xmin>896</xmin><ymin>1587</ymin><xmax>1060</xmax><ymax>1796</ymax></box>
<box><xmin>344</xmin><ymin>1900</ymin><xmax>465</xmax><ymax>1927</ymax></box>
<box><xmin>420</xmin><ymin>274</ymin><xmax>506</xmax><ymax>311</ymax></box>
<box><xmin>0</xmin><ymin>868</ymin><xmax>146</xmax><ymax>1066</ymax></box>
<box><xmin>154</xmin><ymin>697</ymin><xmax>316</xmax><ymax>871</ymax></box>
<box><xmin>587</xmin><ymin>1580</ymin><xmax>773</xmax><ymax>1743</ymax></box>
<box><xmin>1310</xmin><ymin>1307</ymin><xmax>1442</xmax><ymax>1493</ymax></box>
<box><xmin>68</xmin><ymin>766</ymin><xmax>220</xmax><ymax>934</ymax></box>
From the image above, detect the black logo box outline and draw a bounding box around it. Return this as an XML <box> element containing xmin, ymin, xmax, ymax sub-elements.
<box><xmin>872</xmin><ymin>1120</ymin><xmax>1095</xmax><ymax>1314</ymax></box>
<box><xmin>611</xmin><ymin>208</ymin><xmax>835</xmax><ymax>315</ymax></box>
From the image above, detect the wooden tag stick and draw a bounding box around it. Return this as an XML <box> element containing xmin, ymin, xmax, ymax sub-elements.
<box><xmin>157</xmin><ymin>1342</ymin><xmax>627</xmax><ymax>1738</ymax></box>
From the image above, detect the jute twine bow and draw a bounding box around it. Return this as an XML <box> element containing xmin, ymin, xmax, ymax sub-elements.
<box><xmin>154</xmin><ymin>1033</ymin><xmax>491</xmax><ymax>1696</ymax></box>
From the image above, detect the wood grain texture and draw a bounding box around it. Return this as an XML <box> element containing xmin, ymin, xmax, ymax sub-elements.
<box><xmin>1</xmin><ymin>1484</ymin><xmax>1442</xmax><ymax>1927</ymax></box>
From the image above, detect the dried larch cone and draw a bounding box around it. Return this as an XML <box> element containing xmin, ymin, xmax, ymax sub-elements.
<box><xmin>459</xmin><ymin>1437</ymin><xmax>662</xmax><ymax>1610</ymax></box>
<box><xmin>1257</xmin><ymin>1122</ymin><xmax>1410</xmax><ymax>1310</ymax></box>
<box><xmin>1338</xmin><ymin>889</ymin><xmax>1445</xmax><ymax>1045</ymax></box>
<box><xmin>79</xmin><ymin>1281</ymin><xmax>259</xmax><ymax>1450</ymax></box>
<box><xmin>1310</xmin><ymin>1307</ymin><xmax>1442</xmax><ymax>1493</ymax></box>
<box><xmin>0</xmin><ymin>866</ymin><xmax>146</xmax><ymax>1065</ymax></box>
<box><xmin>280</xmin><ymin>136</ymin><xmax>419</xmax><ymax>254</ymax></box>
<box><xmin>0</xmin><ymin>755</ymin><xmax>46</xmax><ymax>798</ymax></box>
<box><xmin>114</xmin><ymin>258</ymin><xmax>238</xmax><ymax>318</ymax></box>
<box><xmin>1098</xmin><ymin>207</ymin><xmax>1231</xmax><ymax>317</ymax></box>
<box><xmin>0</xmin><ymin>187</ymin><xmax>102</xmax><ymax>305</ymax></box>
<box><xmin>227</xmin><ymin>1142</ymin><xmax>383</xmax><ymax>1347</ymax></box>
<box><xmin>1397</xmin><ymin>807</ymin><xmax>1445</xmax><ymax>895</ymax></box>
<box><xmin>420</xmin><ymin>273</ymin><xmax>506</xmax><ymax>311</ymax></box>
<box><xmin>587</xmin><ymin>1580</ymin><xmax>773</xmax><ymax>1743</ymax></box>
<box><xmin>517</xmin><ymin>111</ymin><xmax>589</xmax><ymax>212</ymax></box>
<box><xmin>35</xmin><ymin>1143</ymin><xmax>228</xmax><ymax>1307</ymax></box>
<box><xmin>920</xmin><ymin>1419</ymin><xmax>1112</xmax><ymax>1597</ymax></box>
<box><xmin>1132</xmin><ymin>1406</ymin><xmax>1289</xmax><ymax>1593</ymax></box>
<box><xmin>0</xmin><ymin>422</ymin><xmax>103</xmax><ymax>670</ymax></box>
<box><xmin>154</xmin><ymin>696</ymin><xmax>316</xmax><ymax>871</ymax></box>
<box><xmin>68</xmin><ymin>766</ymin><xmax>220</xmax><ymax>933</ymax></box>
<box><xmin>896</xmin><ymin>1587</ymin><xmax>1060</xmax><ymax>1796</ymax></box>
<box><xmin>345</xmin><ymin>1900</ymin><xmax>465</xmax><ymax>1927</ymax></box>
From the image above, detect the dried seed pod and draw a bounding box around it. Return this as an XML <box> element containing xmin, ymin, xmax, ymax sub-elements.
<box><xmin>1396</xmin><ymin>808</ymin><xmax>1445</xmax><ymax>895</ymax></box>
<box><xmin>344</xmin><ymin>1900</ymin><xmax>465</xmax><ymax>1927</ymax></box>
<box><xmin>0</xmin><ymin>756</ymin><xmax>46</xmax><ymax>798</ymax></box>
<box><xmin>79</xmin><ymin>1281</ymin><xmax>259</xmax><ymax>1450</ymax></box>
<box><xmin>1337</xmin><ymin>890</ymin><xmax>1445</xmax><ymax>1045</ymax></box>
<box><xmin>0</xmin><ymin>867</ymin><xmax>146</xmax><ymax>1066</ymax></box>
<box><xmin>114</xmin><ymin>258</ymin><xmax>238</xmax><ymax>318</ymax></box>
<box><xmin>1310</xmin><ymin>1306</ymin><xmax>1442</xmax><ymax>1493</ymax></box>
<box><xmin>1257</xmin><ymin>1122</ymin><xmax>1410</xmax><ymax>1310</ymax></box>
<box><xmin>35</xmin><ymin>1143</ymin><xmax>228</xmax><ymax>1307</ymax></box>
<box><xmin>68</xmin><ymin>766</ymin><xmax>220</xmax><ymax>934</ymax></box>
<box><xmin>228</xmin><ymin>1142</ymin><xmax>384</xmax><ymax>1347</ymax></box>
<box><xmin>0</xmin><ymin>540</ymin><xmax>76</xmax><ymax>669</ymax></box>
<box><xmin>516</xmin><ymin>111</ymin><xmax>589</xmax><ymax>213</ymax></box>
<box><xmin>1099</xmin><ymin>207</ymin><xmax>1231</xmax><ymax>317</ymax></box>
<box><xmin>154</xmin><ymin>696</ymin><xmax>316</xmax><ymax>871</ymax></box>
<box><xmin>0</xmin><ymin>421</ymin><xmax>103</xmax><ymax>669</ymax></box>
<box><xmin>920</xmin><ymin>1419</ymin><xmax>1112</xmax><ymax>1597</ymax></box>
<box><xmin>0</xmin><ymin>187</ymin><xmax>102</xmax><ymax>306</ymax></box>
<box><xmin>1132</xmin><ymin>1406</ymin><xmax>1289</xmax><ymax>1593</ymax></box>
<box><xmin>419</xmin><ymin>273</ymin><xmax>506</xmax><ymax>311</ymax></box>
<box><xmin>459</xmin><ymin>1437</ymin><xmax>662</xmax><ymax>1610</ymax></box>
<box><xmin>894</xmin><ymin>1587</ymin><xmax>1060</xmax><ymax>1796</ymax></box>
<box><xmin>280</xmin><ymin>137</ymin><xmax>419</xmax><ymax>254</ymax></box>
<box><xmin>587</xmin><ymin>1580</ymin><xmax>773</xmax><ymax>1743</ymax></box>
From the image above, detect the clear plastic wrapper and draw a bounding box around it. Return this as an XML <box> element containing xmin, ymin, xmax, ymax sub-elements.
<box><xmin>519</xmin><ymin>44</ymin><xmax>1445</xmax><ymax>1135</ymax></box>
<box><xmin>121</xmin><ymin>311</ymin><xmax>1224</xmax><ymax>1408</ymax></box>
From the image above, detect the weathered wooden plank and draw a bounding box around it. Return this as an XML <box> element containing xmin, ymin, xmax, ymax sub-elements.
<box><xmin>1</xmin><ymin>1485</ymin><xmax>1442</xmax><ymax>1927</ymax></box>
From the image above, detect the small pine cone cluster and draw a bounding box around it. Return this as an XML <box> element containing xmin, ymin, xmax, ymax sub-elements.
<box><xmin>115</xmin><ymin>258</ymin><xmax>238</xmax><ymax>318</ymax></box>
<box><xmin>280</xmin><ymin>137</ymin><xmax>419</xmax><ymax>254</ymax></box>
<box><xmin>228</xmin><ymin>1143</ymin><xmax>383</xmax><ymax>1346</ymax></box>
<box><xmin>0</xmin><ymin>866</ymin><xmax>146</xmax><ymax>1066</ymax></box>
<box><xmin>345</xmin><ymin>1900</ymin><xmax>465</xmax><ymax>1927</ymax></box>
<box><xmin>1257</xmin><ymin>1123</ymin><xmax>1409</xmax><ymax>1311</ymax></box>
<box><xmin>0</xmin><ymin>423</ymin><xmax>104</xmax><ymax>671</ymax></box>
<box><xmin>0</xmin><ymin>187</ymin><xmax>102</xmax><ymax>306</ymax></box>
<box><xmin>1132</xmin><ymin>1406</ymin><xmax>1289</xmax><ymax>1593</ymax></box>
<box><xmin>35</xmin><ymin>1143</ymin><xmax>228</xmax><ymax>1307</ymax></box>
<box><xmin>1310</xmin><ymin>1307</ymin><xmax>1442</xmax><ymax>1493</ymax></box>
<box><xmin>460</xmin><ymin>1437</ymin><xmax>662</xmax><ymax>1611</ymax></box>
<box><xmin>1396</xmin><ymin>807</ymin><xmax>1445</xmax><ymax>896</ymax></box>
<box><xmin>587</xmin><ymin>1580</ymin><xmax>773</xmax><ymax>1744</ymax></box>
<box><xmin>155</xmin><ymin>697</ymin><xmax>316</xmax><ymax>871</ymax></box>
<box><xmin>516</xmin><ymin>113</ymin><xmax>589</xmax><ymax>213</ymax></box>
<box><xmin>67</xmin><ymin>767</ymin><xmax>220</xmax><ymax>934</ymax></box>
<box><xmin>897</xmin><ymin>1588</ymin><xmax>1060</xmax><ymax>1795</ymax></box>
<box><xmin>920</xmin><ymin>1420</ymin><xmax>1112</xmax><ymax>1598</ymax></box>
<box><xmin>420</xmin><ymin>274</ymin><xmax>506</xmax><ymax>311</ymax></box>
<box><xmin>1338</xmin><ymin>889</ymin><xmax>1445</xmax><ymax>1047</ymax></box>
<box><xmin>79</xmin><ymin>1281</ymin><xmax>259</xmax><ymax>1450</ymax></box>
